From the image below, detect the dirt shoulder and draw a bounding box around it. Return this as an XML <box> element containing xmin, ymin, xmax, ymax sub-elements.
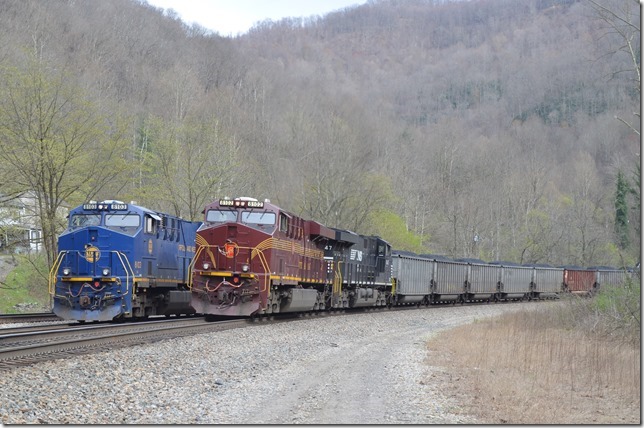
<box><xmin>0</xmin><ymin>255</ymin><xmax>18</xmax><ymax>283</ymax></box>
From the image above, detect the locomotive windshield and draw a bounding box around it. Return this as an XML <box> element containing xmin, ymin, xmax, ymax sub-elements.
<box><xmin>105</xmin><ymin>213</ymin><xmax>140</xmax><ymax>227</ymax></box>
<box><xmin>241</xmin><ymin>211</ymin><xmax>275</xmax><ymax>225</ymax></box>
<box><xmin>206</xmin><ymin>209</ymin><xmax>238</xmax><ymax>223</ymax></box>
<box><xmin>70</xmin><ymin>214</ymin><xmax>101</xmax><ymax>228</ymax></box>
<box><xmin>204</xmin><ymin>208</ymin><xmax>275</xmax><ymax>231</ymax></box>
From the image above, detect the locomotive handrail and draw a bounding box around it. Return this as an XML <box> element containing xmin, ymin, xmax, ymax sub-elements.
<box><xmin>187</xmin><ymin>244</ymin><xmax>220</xmax><ymax>287</ymax></box>
<box><xmin>333</xmin><ymin>261</ymin><xmax>343</xmax><ymax>305</ymax></box>
<box><xmin>49</xmin><ymin>251</ymin><xmax>69</xmax><ymax>295</ymax></box>
<box><xmin>187</xmin><ymin>245</ymin><xmax>207</xmax><ymax>289</ymax></box>
<box><xmin>114</xmin><ymin>251</ymin><xmax>135</xmax><ymax>296</ymax></box>
<box><xmin>253</xmin><ymin>248</ymin><xmax>270</xmax><ymax>294</ymax></box>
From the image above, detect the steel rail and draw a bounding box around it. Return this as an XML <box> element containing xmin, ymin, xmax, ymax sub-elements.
<box><xmin>0</xmin><ymin>318</ymin><xmax>248</xmax><ymax>372</ymax></box>
<box><xmin>0</xmin><ymin>313</ymin><xmax>60</xmax><ymax>324</ymax></box>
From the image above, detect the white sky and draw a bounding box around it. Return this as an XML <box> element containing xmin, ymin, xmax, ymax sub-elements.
<box><xmin>145</xmin><ymin>0</ymin><xmax>368</xmax><ymax>37</ymax></box>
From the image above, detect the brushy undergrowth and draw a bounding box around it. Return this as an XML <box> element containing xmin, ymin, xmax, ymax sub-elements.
<box><xmin>589</xmin><ymin>277</ymin><xmax>641</xmax><ymax>346</ymax></box>
<box><xmin>426</xmin><ymin>280</ymin><xmax>641</xmax><ymax>424</ymax></box>
<box><xmin>0</xmin><ymin>254</ymin><xmax>51</xmax><ymax>313</ymax></box>
<box><xmin>542</xmin><ymin>278</ymin><xmax>641</xmax><ymax>347</ymax></box>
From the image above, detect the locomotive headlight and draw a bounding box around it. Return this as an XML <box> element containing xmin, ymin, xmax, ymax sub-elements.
<box><xmin>102</xmin><ymin>268</ymin><xmax>111</xmax><ymax>276</ymax></box>
<box><xmin>203</xmin><ymin>262</ymin><xmax>210</xmax><ymax>270</ymax></box>
<box><xmin>241</xmin><ymin>264</ymin><xmax>249</xmax><ymax>272</ymax></box>
<box><xmin>62</xmin><ymin>268</ymin><xmax>71</xmax><ymax>276</ymax></box>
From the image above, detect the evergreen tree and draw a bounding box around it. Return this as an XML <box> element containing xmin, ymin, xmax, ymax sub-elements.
<box><xmin>614</xmin><ymin>170</ymin><xmax>631</xmax><ymax>249</ymax></box>
<box><xmin>629</xmin><ymin>162</ymin><xmax>640</xmax><ymax>237</ymax></box>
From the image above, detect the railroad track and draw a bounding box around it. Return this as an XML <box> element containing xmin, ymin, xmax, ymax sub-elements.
<box><xmin>0</xmin><ymin>299</ymin><xmax>557</xmax><ymax>372</ymax></box>
<box><xmin>0</xmin><ymin>317</ymin><xmax>249</xmax><ymax>372</ymax></box>
<box><xmin>0</xmin><ymin>322</ymin><xmax>81</xmax><ymax>336</ymax></box>
<box><xmin>0</xmin><ymin>312</ymin><xmax>61</xmax><ymax>324</ymax></box>
<box><xmin>0</xmin><ymin>309</ymin><xmax>378</xmax><ymax>372</ymax></box>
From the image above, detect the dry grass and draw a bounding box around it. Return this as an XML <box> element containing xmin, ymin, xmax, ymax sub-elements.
<box><xmin>426</xmin><ymin>302</ymin><xmax>641</xmax><ymax>424</ymax></box>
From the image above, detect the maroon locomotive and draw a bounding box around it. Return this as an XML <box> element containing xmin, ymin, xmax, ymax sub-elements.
<box><xmin>189</xmin><ymin>197</ymin><xmax>339</xmax><ymax>317</ymax></box>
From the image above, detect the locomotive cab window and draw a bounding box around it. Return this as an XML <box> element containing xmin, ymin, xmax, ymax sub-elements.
<box><xmin>279</xmin><ymin>213</ymin><xmax>289</xmax><ymax>233</ymax></box>
<box><xmin>378</xmin><ymin>244</ymin><xmax>387</xmax><ymax>257</ymax></box>
<box><xmin>144</xmin><ymin>214</ymin><xmax>160</xmax><ymax>234</ymax></box>
<box><xmin>161</xmin><ymin>216</ymin><xmax>168</xmax><ymax>239</ymax></box>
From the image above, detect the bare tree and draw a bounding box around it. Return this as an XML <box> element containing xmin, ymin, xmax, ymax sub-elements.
<box><xmin>296</xmin><ymin>110</ymin><xmax>390</xmax><ymax>230</ymax></box>
<box><xmin>587</xmin><ymin>0</ymin><xmax>640</xmax><ymax>136</ymax></box>
<box><xmin>0</xmin><ymin>57</ymin><xmax>130</xmax><ymax>267</ymax></box>
<box><xmin>143</xmin><ymin>115</ymin><xmax>247</xmax><ymax>221</ymax></box>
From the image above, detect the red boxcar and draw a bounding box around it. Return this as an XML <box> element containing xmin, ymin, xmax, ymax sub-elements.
<box><xmin>562</xmin><ymin>267</ymin><xmax>598</xmax><ymax>295</ymax></box>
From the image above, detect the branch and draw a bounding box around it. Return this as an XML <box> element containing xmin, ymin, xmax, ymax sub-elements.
<box><xmin>614</xmin><ymin>115</ymin><xmax>641</xmax><ymax>136</ymax></box>
<box><xmin>587</xmin><ymin>0</ymin><xmax>640</xmax><ymax>33</ymax></box>
<box><xmin>0</xmin><ymin>280</ymin><xmax>19</xmax><ymax>290</ymax></box>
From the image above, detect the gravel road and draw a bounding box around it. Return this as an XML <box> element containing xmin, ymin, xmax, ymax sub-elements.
<box><xmin>0</xmin><ymin>303</ymin><xmax>533</xmax><ymax>424</ymax></box>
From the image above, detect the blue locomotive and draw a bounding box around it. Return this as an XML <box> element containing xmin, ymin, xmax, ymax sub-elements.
<box><xmin>49</xmin><ymin>200</ymin><xmax>201</xmax><ymax>322</ymax></box>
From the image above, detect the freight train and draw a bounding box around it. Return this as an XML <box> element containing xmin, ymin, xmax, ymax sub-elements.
<box><xmin>189</xmin><ymin>197</ymin><xmax>634</xmax><ymax>318</ymax></box>
<box><xmin>49</xmin><ymin>200</ymin><xmax>201</xmax><ymax>322</ymax></box>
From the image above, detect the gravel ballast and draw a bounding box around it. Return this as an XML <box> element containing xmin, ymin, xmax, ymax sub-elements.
<box><xmin>0</xmin><ymin>303</ymin><xmax>535</xmax><ymax>424</ymax></box>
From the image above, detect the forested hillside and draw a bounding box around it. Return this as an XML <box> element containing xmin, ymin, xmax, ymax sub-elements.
<box><xmin>0</xmin><ymin>0</ymin><xmax>639</xmax><ymax>267</ymax></box>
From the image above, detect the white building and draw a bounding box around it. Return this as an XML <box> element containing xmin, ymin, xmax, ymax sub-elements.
<box><xmin>0</xmin><ymin>192</ymin><xmax>69</xmax><ymax>254</ymax></box>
